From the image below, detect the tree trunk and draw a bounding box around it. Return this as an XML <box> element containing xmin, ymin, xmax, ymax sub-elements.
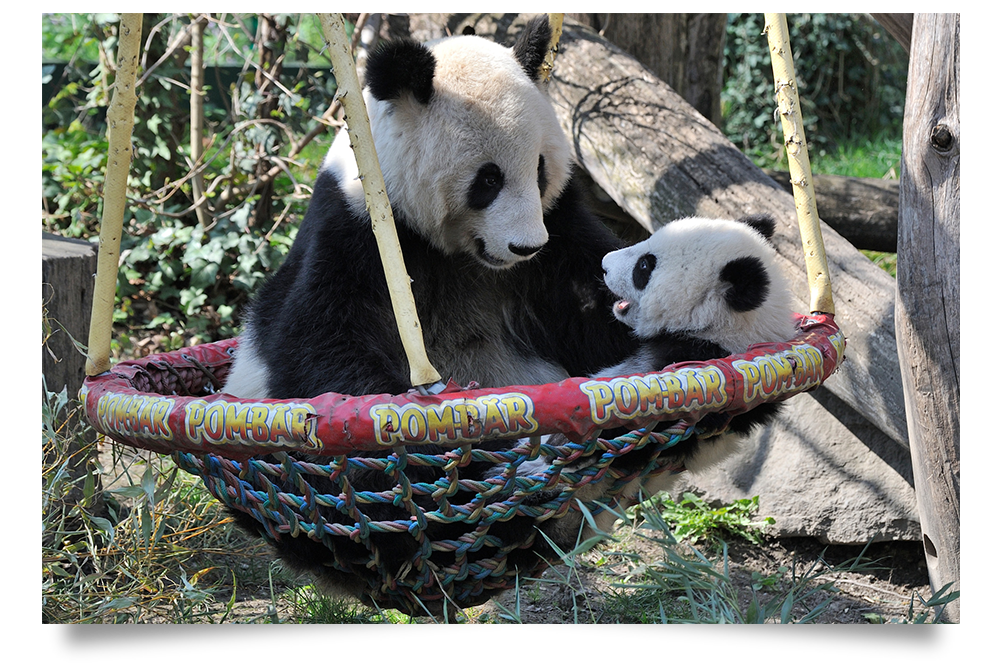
<box><xmin>401</xmin><ymin>13</ymin><xmax>909</xmax><ymax>449</ymax></box>
<box><xmin>895</xmin><ymin>13</ymin><xmax>960</xmax><ymax>623</ymax></box>
<box><xmin>568</xmin><ymin>13</ymin><xmax>726</xmax><ymax>127</ymax></box>
<box><xmin>43</xmin><ymin>232</ymin><xmax>104</xmax><ymax>515</ymax></box>
<box><xmin>44</xmin><ymin>234</ymin><xmax>97</xmax><ymax>399</ymax></box>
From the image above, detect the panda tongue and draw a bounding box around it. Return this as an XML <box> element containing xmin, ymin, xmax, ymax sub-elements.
<box><xmin>614</xmin><ymin>299</ymin><xmax>632</xmax><ymax>315</ymax></box>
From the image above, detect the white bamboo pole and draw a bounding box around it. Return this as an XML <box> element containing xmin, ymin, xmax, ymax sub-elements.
<box><xmin>86</xmin><ymin>13</ymin><xmax>143</xmax><ymax>376</ymax></box>
<box><xmin>764</xmin><ymin>13</ymin><xmax>835</xmax><ymax>315</ymax></box>
<box><xmin>190</xmin><ymin>14</ymin><xmax>209</xmax><ymax>232</ymax></box>
<box><xmin>316</xmin><ymin>13</ymin><xmax>442</xmax><ymax>389</ymax></box>
<box><xmin>539</xmin><ymin>13</ymin><xmax>564</xmax><ymax>83</ymax></box>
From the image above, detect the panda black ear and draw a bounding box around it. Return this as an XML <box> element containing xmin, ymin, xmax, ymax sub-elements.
<box><xmin>365</xmin><ymin>39</ymin><xmax>436</xmax><ymax>105</ymax></box>
<box><xmin>737</xmin><ymin>213</ymin><xmax>777</xmax><ymax>242</ymax></box>
<box><xmin>720</xmin><ymin>256</ymin><xmax>770</xmax><ymax>313</ymax></box>
<box><xmin>513</xmin><ymin>15</ymin><xmax>551</xmax><ymax>81</ymax></box>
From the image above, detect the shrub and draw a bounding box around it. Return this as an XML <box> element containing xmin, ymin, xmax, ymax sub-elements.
<box><xmin>42</xmin><ymin>13</ymin><xmax>347</xmax><ymax>351</ymax></box>
<box><xmin>721</xmin><ymin>13</ymin><xmax>908</xmax><ymax>168</ymax></box>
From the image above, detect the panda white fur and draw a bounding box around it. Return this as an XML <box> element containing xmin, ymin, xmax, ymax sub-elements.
<box><xmin>534</xmin><ymin>213</ymin><xmax>797</xmax><ymax>550</ymax></box>
<box><xmin>220</xmin><ymin>17</ymin><xmax>639</xmax><ymax>609</ymax></box>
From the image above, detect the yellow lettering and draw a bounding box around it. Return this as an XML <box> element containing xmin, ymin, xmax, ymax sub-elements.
<box><xmin>662</xmin><ymin>374</ymin><xmax>686</xmax><ymax>409</ymax></box>
<box><xmin>501</xmin><ymin>394</ymin><xmax>535</xmax><ymax>431</ymax></box>
<box><xmin>457</xmin><ymin>401</ymin><xmax>482</xmax><ymax>439</ymax></box>
<box><xmin>95</xmin><ymin>393</ymin><xmax>174</xmax><ymax>441</ymax></box>
<box><xmin>369</xmin><ymin>393</ymin><xmax>536</xmax><ymax>444</ymax></box>
<box><xmin>399</xmin><ymin>404</ymin><xmax>426</xmax><ymax>441</ymax></box>
<box><xmin>152</xmin><ymin>401</ymin><xmax>172</xmax><ymax>438</ymax></box>
<box><xmin>772</xmin><ymin>354</ymin><xmax>795</xmax><ymax>391</ymax></box>
<box><xmin>702</xmin><ymin>368</ymin><xmax>724</xmax><ymax>404</ymax></box>
<box><xmin>611</xmin><ymin>380</ymin><xmax>636</xmax><ymax>416</ymax></box>
<box><xmin>737</xmin><ymin>360</ymin><xmax>763</xmax><ymax>402</ymax></box>
<box><xmin>186</xmin><ymin>400</ymin><xmax>205</xmax><ymax>438</ymax></box>
<box><xmin>204</xmin><ymin>403</ymin><xmax>224</xmax><ymax>441</ymax></box>
<box><xmin>426</xmin><ymin>404</ymin><xmax>459</xmax><ymax>443</ymax></box>
<box><xmin>481</xmin><ymin>396</ymin><xmax>507</xmax><ymax>435</ymax></box>
<box><xmin>249</xmin><ymin>405</ymin><xmax>270</xmax><ymax>441</ymax></box>
<box><xmin>686</xmin><ymin>371</ymin><xmax>706</xmax><ymax>406</ymax></box>
<box><xmin>222</xmin><ymin>402</ymin><xmax>248</xmax><ymax>441</ymax></box>
<box><xmin>581</xmin><ymin>382</ymin><xmax>615</xmax><ymax>423</ymax></box>
<box><xmin>634</xmin><ymin>375</ymin><xmax>662</xmax><ymax>413</ymax></box>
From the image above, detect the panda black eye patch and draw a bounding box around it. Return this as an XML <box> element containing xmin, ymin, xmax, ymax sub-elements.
<box><xmin>468</xmin><ymin>162</ymin><xmax>505</xmax><ymax>210</ymax></box>
<box><xmin>632</xmin><ymin>253</ymin><xmax>657</xmax><ymax>290</ymax></box>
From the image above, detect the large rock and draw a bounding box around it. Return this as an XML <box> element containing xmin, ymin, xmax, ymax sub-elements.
<box><xmin>674</xmin><ymin>387</ymin><xmax>920</xmax><ymax>544</ymax></box>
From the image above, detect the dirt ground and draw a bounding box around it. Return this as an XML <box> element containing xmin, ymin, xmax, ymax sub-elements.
<box><xmin>474</xmin><ymin>533</ymin><xmax>935</xmax><ymax>624</ymax></box>
<box><xmin>216</xmin><ymin>529</ymin><xmax>936</xmax><ymax>624</ymax></box>
<box><xmin>96</xmin><ymin>446</ymin><xmax>938</xmax><ymax>625</ymax></box>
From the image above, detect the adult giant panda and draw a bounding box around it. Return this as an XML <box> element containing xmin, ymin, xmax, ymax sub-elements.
<box><xmin>221</xmin><ymin>17</ymin><xmax>639</xmax><ymax>609</ymax></box>
<box><xmin>224</xmin><ymin>16</ymin><xmax>635</xmax><ymax>401</ymax></box>
<box><xmin>533</xmin><ymin>213</ymin><xmax>797</xmax><ymax>550</ymax></box>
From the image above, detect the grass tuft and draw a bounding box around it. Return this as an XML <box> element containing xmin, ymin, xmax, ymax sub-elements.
<box><xmin>634</xmin><ymin>492</ymin><xmax>775</xmax><ymax>548</ymax></box>
<box><xmin>43</xmin><ymin>382</ymin><xmax>303</xmax><ymax>623</ymax></box>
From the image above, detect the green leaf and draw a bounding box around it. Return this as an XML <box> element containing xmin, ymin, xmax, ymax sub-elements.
<box><xmin>140</xmin><ymin>464</ymin><xmax>156</xmax><ymax>501</ymax></box>
<box><xmin>109</xmin><ymin>486</ymin><xmax>148</xmax><ymax>499</ymax></box>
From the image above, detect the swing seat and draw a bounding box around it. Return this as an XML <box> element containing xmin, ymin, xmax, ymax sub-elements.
<box><xmin>80</xmin><ymin>311</ymin><xmax>843</xmax><ymax>613</ymax></box>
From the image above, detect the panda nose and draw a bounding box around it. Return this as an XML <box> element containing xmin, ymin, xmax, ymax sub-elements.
<box><xmin>508</xmin><ymin>242</ymin><xmax>544</xmax><ymax>257</ymax></box>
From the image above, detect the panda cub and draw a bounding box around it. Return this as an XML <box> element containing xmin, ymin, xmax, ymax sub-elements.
<box><xmin>534</xmin><ymin>213</ymin><xmax>797</xmax><ymax>548</ymax></box>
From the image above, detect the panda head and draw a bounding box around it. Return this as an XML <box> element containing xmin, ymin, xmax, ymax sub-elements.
<box><xmin>601</xmin><ymin>214</ymin><xmax>796</xmax><ymax>354</ymax></box>
<box><xmin>324</xmin><ymin>16</ymin><xmax>571</xmax><ymax>270</ymax></box>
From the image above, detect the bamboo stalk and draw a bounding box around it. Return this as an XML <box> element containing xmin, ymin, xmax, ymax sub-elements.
<box><xmin>764</xmin><ymin>13</ymin><xmax>835</xmax><ymax>315</ymax></box>
<box><xmin>190</xmin><ymin>14</ymin><xmax>209</xmax><ymax>233</ymax></box>
<box><xmin>539</xmin><ymin>13</ymin><xmax>565</xmax><ymax>83</ymax></box>
<box><xmin>86</xmin><ymin>13</ymin><xmax>143</xmax><ymax>377</ymax></box>
<box><xmin>316</xmin><ymin>13</ymin><xmax>442</xmax><ymax>389</ymax></box>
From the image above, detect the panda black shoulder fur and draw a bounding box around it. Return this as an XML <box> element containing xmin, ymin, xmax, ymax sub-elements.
<box><xmin>220</xmin><ymin>17</ymin><xmax>638</xmax><ymax>610</ymax></box>
<box><xmin>534</xmin><ymin>213</ymin><xmax>797</xmax><ymax>549</ymax></box>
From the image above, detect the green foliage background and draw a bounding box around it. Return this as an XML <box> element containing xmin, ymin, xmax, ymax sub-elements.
<box><xmin>720</xmin><ymin>13</ymin><xmax>908</xmax><ymax>169</ymax></box>
<box><xmin>42</xmin><ymin>13</ymin><xmax>907</xmax><ymax>355</ymax></box>
<box><xmin>43</xmin><ymin>13</ymin><xmax>340</xmax><ymax>355</ymax></box>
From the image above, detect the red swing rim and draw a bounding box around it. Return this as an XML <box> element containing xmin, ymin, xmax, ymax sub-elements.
<box><xmin>80</xmin><ymin>312</ymin><xmax>843</xmax><ymax>462</ymax></box>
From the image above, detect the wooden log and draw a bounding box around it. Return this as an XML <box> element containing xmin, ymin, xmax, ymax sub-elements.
<box><xmin>407</xmin><ymin>14</ymin><xmax>908</xmax><ymax>448</ymax></box>
<box><xmin>895</xmin><ymin>13</ymin><xmax>960</xmax><ymax>622</ymax></box>
<box><xmin>766</xmin><ymin>170</ymin><xmax>899</xmax><ymax>252</ymax></box>
<box><xmin>870</xmin><ymin>13</ymin><xmax>913</xmax><ymax>55</ymax></box>
<box><xmin>567</xmin><ymin>13</ymin><xmax>727</xmax><ymax>127</ymax></box>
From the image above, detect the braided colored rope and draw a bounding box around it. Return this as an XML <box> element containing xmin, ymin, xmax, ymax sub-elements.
<box><xmin>170</xmin><ymin>420</ymin><xmax>696</xmax><ymax>612</ymax></box>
